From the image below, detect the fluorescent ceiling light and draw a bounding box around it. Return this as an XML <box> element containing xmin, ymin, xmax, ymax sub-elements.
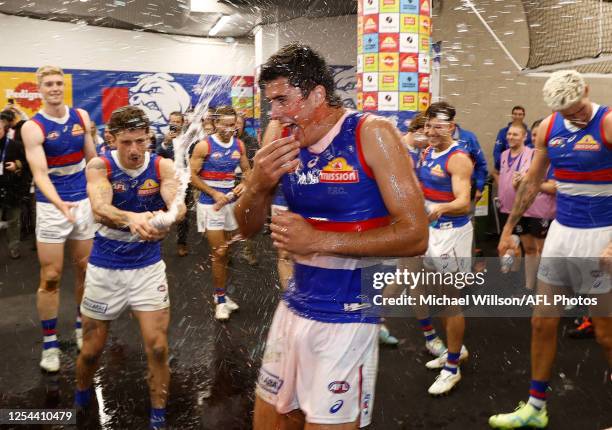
<box><xmin>208</xmin><ymin>14</ymin><xmax>232</xmax><ymax>36</ymax></box>
<box><xmin>191</xmin><ymin>0</ymin><xmax>223</xmax><ymax>13</ymax></box>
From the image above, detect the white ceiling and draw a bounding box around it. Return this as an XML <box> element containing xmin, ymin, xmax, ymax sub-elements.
<box><xmin>0</xmin><ymin>0</ymin><xmax>357</xmax><ymax>39</ymax></box>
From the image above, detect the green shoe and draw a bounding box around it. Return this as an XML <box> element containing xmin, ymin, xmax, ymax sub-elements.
<box><xmin>489</xmin><ymin>401</ymin><xmax>549</xmax><ymax>429</ymax></box>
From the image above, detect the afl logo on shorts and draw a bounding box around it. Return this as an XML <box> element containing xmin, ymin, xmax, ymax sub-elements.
<box><xmin>328</xmin><ymin>381</ymin><xmax>350</xmax><ymax>394</ymax></box>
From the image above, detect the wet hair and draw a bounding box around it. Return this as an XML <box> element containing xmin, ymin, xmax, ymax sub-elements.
<box><xmin>0</xmin><ymin>109</ymin><xmax>10</xmax><ymax>133</ymax></box>
<box><xmin>408</xmin><ymin>112</ymin><xmax>427</xmax><ymax>132</ymax></box>
<box><xmin>259</xmin><ymin>43</ymin><xmax>341</xmax><ymax>107</ymax></box>
<box><xmin>213</xmin><ymin>105</ymin><xmax>237</xmax><ymax>122</ymax></box>
<box><xmin>108</xmin><ymin>106</ymin><xmax>150</xmax><ymax>135</ymax></box>
<box><xmin>169</xmin><ymin>111</ymin><xmax>184</xmax><ymax>123</ymax></box>
<box><xmin>0</xmin><ymin>109</ymin><xmax>16</xmax><ymax>124</ymax></box>
<box><xmin>36</xmin><ymin>65</ymin><xmax>64</xmax><ymax>84</ymax></box>
<box><xmin>425</xmin><ymin>101</ymin><xmax>456</xmax><ymax>122</ymax></box>
<box><xmin>531</xmin><ymin>119</ymin><xmax>543</xmax><ymax>130</ymax></box>
<box><xmin>511</xmin><ymin>105</ymin><xmax>525</xmax><ymax>114</ymax></box>
<box><xmin>542</xmin><ymin>70</ymin><xmax>586</xmax><ymax>111</ymax></box>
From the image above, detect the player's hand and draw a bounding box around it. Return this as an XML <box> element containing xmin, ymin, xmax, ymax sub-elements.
<box><xmin>512</xmin><ymin>172</ymin><xmax>523</xmax><ymax>189</ymax></box>
<box><xmin>57</xmin><ymin>201</ymin><xmax>78</xmax><ymax>223</ymax></box>
<box><xmin>127</xmin><ymin>211</ymin><xmax>164</xmax><ymax>241</ymax></box>
<box><xmin>212</xmin><ymin>191</ymin><xmax>231</xmax><ymax>205</ymax></box>
<box><xmin>233</xmin><ymin>183</ymin><xmax>245</xmax><ymax>196</ymax></box>
<box><xmin>600</xmin><ymin>241</ymin><xmax>612</xmax><ymax>276</ymax></box>
<box><xmin>427</xmin><ymin>204</ymin><xmax>444</xmax><ymax>222</ymax></box>
<box><xmin>4</xmin><ymin>162</ymin><xmax>17</xmax><ymax>172</ymax></box>
<box><xmin>270</xmin><ymin>210</ymin><xmax>320</xmax><ymax>256</ymax></box>
<box><xmin>498</xmin><ymin>228</ymin><xmax>520</xmax><ymax>258</ymax></box>
<box><xmin>251</xmin><ymin>135</ymin><xmax>300</xmax><ymax>193</ymax></box>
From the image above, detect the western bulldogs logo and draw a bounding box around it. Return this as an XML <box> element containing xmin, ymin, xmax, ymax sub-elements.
<box><xmin>331</xmin><ymin>65</ymin><xmax>357</xmax><ymax>109</ymax></box>
<box><xmin>129</xmin><ymin>73</ymin><xmax>191</xmax><ymax>136</ymax></box>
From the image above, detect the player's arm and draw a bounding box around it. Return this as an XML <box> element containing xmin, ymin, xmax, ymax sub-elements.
<box><xmin>21</xmin><ymin>120</ymin><xmax>75</xmax><ymax>219</ymax></box>
<box><xmin>233</xmin><ymin>139</ymin><xmax>252</xmax><ymax>196</ymax></box>
<box><xmin>470</xmin><ymin>135</ymin><xmax>488</xmax><ymax>195</ymax></box>
<box><xmin>77</xmin><ymin>109</ymin><xmax>97</xmax><ymax>162</ymax></box>
<box><xmin>272</xmin><ymin>117</ymin><xmax>428</xmax><ymax>257</ymax></box>
<box><xmin>235</xmin><ymin>120</ymin><xmax>298</xmax><ymax>238</ymax></box>
<box><xmin>158</xmin><ymin>157</ymin><xmax>186</xmax><ymax>222</ymax></box>
<box><xmin>86</xmin><ymin>158</ymin><xmax>160</xmax><ymax>240</ymax></box>
<box><xmin>498</xmin><ymin>118</ymin><xmax>551</xmax><ymax>255</ymax></box>
<box><xmin>539</xmin><ymin>178</ymin><xmax>556</xmax><ymax>195</ymax></box>
<box><xmin>429</xmin><ymin>153</ymin><xmax>473</xmax><ymax>220</ymax></box>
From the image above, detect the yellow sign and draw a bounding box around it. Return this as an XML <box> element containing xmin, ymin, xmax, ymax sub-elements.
<box><xmin>0</xmin><ymin>71</ymin><xmax>73</xmax><ymax>117</ymax></box>
<box><xmin>363</xmin><ymin>54</ymin><xmax>379</xmax><ymax>72</ymax></box>
<box><xmin>418</xmin><ymin>92</ymin><xmax>431</xmax><ymax>110</ymax></box>
<box><xmin>379</xmin><ymin>52</ymin><xmax>400</xmax><ymax>71</ymax></box>
<box><xmin>379</xmin><ymin>73</ymin><xmax>399</xmax><ymax>91</ymax></box>
<box><xmin>380</xmin><ymin>0</ymin><xmax>400</xmax><ymax>13</ymax></box>
<box><xmin>400</xmin><ymin>14</ymin><xmax>419</xmax><ymax>33</ymax></box>
<box><xmin>400</xmin><ymin>92</ymin><xmax>418</xmax><ymax>111</ymax></box>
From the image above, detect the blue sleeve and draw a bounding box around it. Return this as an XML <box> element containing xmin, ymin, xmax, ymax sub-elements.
<box><xmin>525</xmin><ymin>128</ymin><xmax>533</xmax><ymax>147</ymax></box>
<box><xmin>469</xmin><ymin>135</ymin><xmax>488</xmax><ymax>191</ymax></box>
<box><xmin>493</xmin><ymin>128</ymin><xmax>506</xmax><ymax>171</ymax></box>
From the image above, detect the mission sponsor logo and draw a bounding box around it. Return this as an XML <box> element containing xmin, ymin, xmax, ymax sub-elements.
<box><xmin>574</xmin><ymin>134</ymin><xmax>600</xmax><ymax>151</ymax></box>
<box><xmin>430</xmin><ymin>164</ymin><xmax>446</xmax><ymax>177</ymax></box>
<box><xmin>320</xmin><ymin>158</ymin><xmax>360</xmax><ymax>183</ymax></box>
<box><xmin>231</xmin><ymin>149</ymin><xmax>241</xmax><ymax>159</ymax></box>
<box><xmin>138</xmin><ymin>179</ymin><xmax>160</xmax><ymax>196</ymax></box>
<box><xmin>71</xmin><ymin>123</ymin><xmax>85</xmax><ymax>136</ymax></box>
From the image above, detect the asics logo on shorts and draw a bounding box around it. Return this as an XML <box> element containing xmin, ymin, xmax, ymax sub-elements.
<box><xmin>329</xmin><ymin>400</ymin><xmax>344</xmax><ymax>414</ymax></box>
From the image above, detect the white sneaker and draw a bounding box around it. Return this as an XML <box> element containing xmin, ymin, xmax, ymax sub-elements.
<box><xmin>224</xmin><ymin>296</ymin><xmax>239</xmax><ymax>312</ymax></box>
<box><xmin>75</xmin><ymin>328</ymin><xmax>83</xmax><ymax>351</ymax></box>
<box><xmin>428</xmin><ymin>368</ymin><xmax>461</xmax><ymax>395</ymax></box>
<box><xmin>213</xmin><ymin>295</ymin><xmax>239</xmax><ymax>312</ymax></box>
<box><xmin>40</xmin><ymin>348</ymin><xmax>61</xmax><ymax>372</ymax></box>
<box><xmin>425</xmin><ymin>337</ymin><xmax>446</xmax><ymax>357</ymax></box>
<box><xmin>425</xmin><ymin>345</ymin><xmax>469</xmax><ymax>370</ymax></box>
<box><xmin>215</xmin><ymin>303</ymin><xmax>231</xmax><ymax>321</ymax></box>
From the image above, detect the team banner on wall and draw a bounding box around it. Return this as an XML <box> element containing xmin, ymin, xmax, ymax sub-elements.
<box><xmin>357</xmin><ymin>0</ymin><xmax>432</xmax><ymax>129</ymax></box>
<box><xmin>0</xmin><ymin>71</ymin><xmax>73</xmax><ymax>116</ymax></box>
<box><xmin>0</xmin><ymin>67</ymin><xmax>254</xmax><ymax>136</ymax></box>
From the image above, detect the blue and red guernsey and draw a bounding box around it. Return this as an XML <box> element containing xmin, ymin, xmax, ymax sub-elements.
<box><xmin>544</xmin><ymin>105</ymin><xmax>612</xmax><ymax>228</ymax></box>
<box><xmin>197</xmin><ymin>135</ymin><xmax>243</xmax><ymax>204</ymax></box>
<box><xmin>418</xmin><ymin>143</ymin><xmax>471</xmax><ymax>229</ymax></box>
<box><xmin>31</xmin><ymin>107</ymin><xmax>88</xmax><ymax>203</ymax></box>
<box><xmin>89</xmin><ymin>151</ymin><xmax>166</xmax><ymax>270</ymax></box>
<box><xmin>280</xmin><ymin>112</ymin><xmax>389</xmax><ymax>324</ymax></box>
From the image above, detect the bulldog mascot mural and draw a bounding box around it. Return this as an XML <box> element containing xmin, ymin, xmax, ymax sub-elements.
<box><xmin>129</xmin><ymin>72</ymin><xmax>191</xmax><ymax>136</ymax></box>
